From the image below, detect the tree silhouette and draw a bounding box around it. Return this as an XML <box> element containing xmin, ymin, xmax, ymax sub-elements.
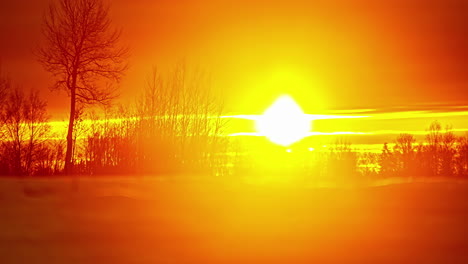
<box><xmin>0</xmin><ymin>88</ymin><xmax>50</xmax><ymax>175</ymax></box>
<box><xmin>379</xmin><ymin>142</ymin><xmax>395</xmax><ymax>177</ymax></box>
<box><xmin>135</xmin><ymin>64</ymin><xmax>227</xmax><ymax>175</ymax></box>
<box><xmin>440</xmin><ymin>126</ymin><xmax>456</xmax><ymax>176</ymax></box>
<box><xmin>394</xmin><ymin>133</ymin><xmax>416</xmax><ymax>176</ymax></box>
<box><xmin>36</xmin><ymin>0</ymin><xmax>127</xmax><ymax>174</ymax></box>
<box><xmin>426</xmin><ymin>121</ymin><xmax>443</xmax><ymax>176</ymax></box>
<box><xmin>456</xmin><ymin>135</ymin><xmax>468</xmax><ymax>176</ymax></box>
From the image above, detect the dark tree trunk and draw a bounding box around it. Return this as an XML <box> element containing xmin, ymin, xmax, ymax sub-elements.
<box><xmin>64</xmin><ymin>88</ymin><xmax>76</xmax><ymax>175</ymax></box>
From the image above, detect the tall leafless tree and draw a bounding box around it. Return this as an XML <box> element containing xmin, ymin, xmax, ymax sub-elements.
<box><xmin>36</xmin><ymin>0</ymin><xmax>127</xmax><ymax>174</ymax></box>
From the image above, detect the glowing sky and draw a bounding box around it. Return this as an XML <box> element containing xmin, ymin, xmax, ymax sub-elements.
<box><xmin>1</xmin><ymin>0</ymin><xmax>467</xmax><ymax>121</ymax></box>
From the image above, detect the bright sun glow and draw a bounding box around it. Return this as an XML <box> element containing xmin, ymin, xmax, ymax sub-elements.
<box><xmin>256</xmin><ymin>95</ymin><xmax>311</xmax><ymax>146</ymax></box>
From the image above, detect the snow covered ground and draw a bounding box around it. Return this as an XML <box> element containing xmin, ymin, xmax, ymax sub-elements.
<box><xmin>1</xmin><ymin>176</ymin><xmax>468</xmax><ymax>263</ymax></box>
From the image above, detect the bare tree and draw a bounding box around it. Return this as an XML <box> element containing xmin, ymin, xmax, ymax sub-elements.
<box><xmin>426</xmin><ymin>121</ymin><xmax>442</xmax><ymax>176</ymax></box>
<box><xmin>440</xmin><ymin>125</ymin><xmax>456</xmax><ymax>176</ymax></box>
<box><xmin>456</xmin><ymin>134</ymin><xmax>468</xmax><ymax>177</ymax></box>
<box><xmin>427</xmin><ymin>121</ymin><xmax>442</xmax><ymax>151</ymax></box>
<box><xmin>36</xmin><ymin>0</ymin><xmax>127</xmax><ymax>174</ymax></box>
<box><xmin>0</xmin><ymin>88</ymin><xmax>50</xmax><ymax>175</ymax></box>
<box><xmin>135</xmin><ymin>64</ymin><xmax>227</xmax><ymax>175</ymax></box>
<box><xmin>394</xmin><ymin>133</ymin><xmax>416</xmax><ymax>176</ymax></box>
<box><xmin>23</xmin><ymin>90</ymin><xmax>51</xmax><ymax>175</ymax></box>
<box><xmin>379</xmin><ymin>142</ymin><xmax>395</xmax><ymax>177</ymax></box>
<box><xmin>1</xmin><ymin>89</ymin><xmax>25</xmax><ymax>175</ymax></box>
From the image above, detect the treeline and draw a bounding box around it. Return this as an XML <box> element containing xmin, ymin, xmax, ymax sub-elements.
<box><xmin>0</xmin><ymin>65</ymin><xmax>229</xmax><ymax>176</ymax></box>
<box><xmin>323</xmin><ymin>121</ymin><xmax>468</xmax><ymax>180</ymax></box>
<box><xmin>0</xmin><ymin>74</ymin><xmax>64</xmax><ymax>176</ymax></box>
<box><xmin>73</xmin><ymin>66</ymin><xmax>229</xmax><ymax>176</ymax></box>
<box><xmin>2</xmin><ymin>69</ymin><xmax>468</xmax><ymax>178</ymax></box>
<box><xmin>378</xmin><ymin>121</ymin><xmax>468</xmax><ymax>178</ymax></box>
<box><xmin>231</xmin><ymin>123</ymin><xmax>468</xmax><ymax>181</ymax></box>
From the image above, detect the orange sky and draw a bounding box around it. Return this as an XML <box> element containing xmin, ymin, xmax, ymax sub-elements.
<box><xmin>1</xmin><ymin>0</ymin><xmax>467</xmax><ymax>120</ymax></box>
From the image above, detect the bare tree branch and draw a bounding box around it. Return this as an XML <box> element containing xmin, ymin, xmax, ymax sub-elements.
<box><xmin>36</xmin><ymin>0</ymin><xmax>128</xmax><ymax>174</ymax></box>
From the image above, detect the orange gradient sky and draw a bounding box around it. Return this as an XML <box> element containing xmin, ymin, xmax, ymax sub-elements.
<box><xmin>1</xmin><ymin>0</ymin><xmax>467</xmax><ymax>123</ymax></box>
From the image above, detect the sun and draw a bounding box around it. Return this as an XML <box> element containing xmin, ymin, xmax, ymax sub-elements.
<box><xmin>256</xmin><ymin>95</ymin><xmax>311</xmax><ymax>146</ymax></box>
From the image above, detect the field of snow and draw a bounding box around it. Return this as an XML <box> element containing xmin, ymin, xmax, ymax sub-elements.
<box><xmin>1</xmin><ymin>176</ymin><xmax>468</xmax><ymax>263</ymax></box>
